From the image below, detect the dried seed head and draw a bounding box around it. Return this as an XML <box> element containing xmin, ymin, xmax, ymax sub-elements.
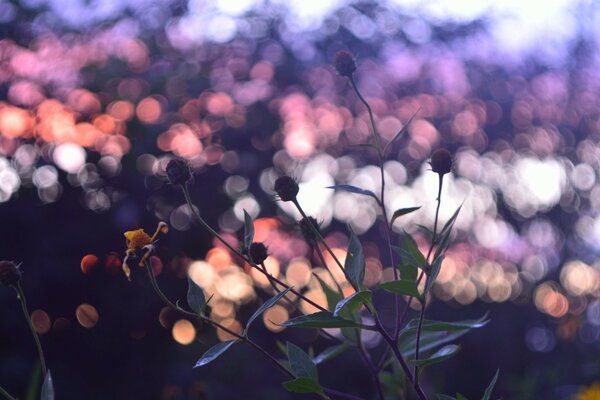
<box><xmin>166</xmin><ymin>158</ymin><xmax>192</xmax><ymax>186</ymax></box>
<box><xmin>332</xmin><ymin>51</ymin><xmax>357</xmax><ymax>77</ymax></box>
<box><xmin>0</xmin><ymin>261</ymin><xmax>21</xmax><ymax>287</ymax></box>
<box><xmin>430</xmin><ymin>148</ymin><xmax>453</xmax><ymax>176</ymax></box>
<box><xmin>299</xmin><ymin>216</ymin><xmax>321</xmax><ymax>242</ymax></box>
<box><xmin>248</xmin><ymin>242</ymin><xmax>269</xmax><ymax>264</ymax></box>
<box><xmin>274</xmin><ymin>175</ymin><xmax>299</xmax><ymax>202</ymax></box>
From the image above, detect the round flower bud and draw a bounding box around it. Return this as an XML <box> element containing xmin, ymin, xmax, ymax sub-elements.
<box><xmin>274</xmin><ymin>175</ymin><xmax>299</xmax><ymax>202</ymax></box>
<box><xmin>430</xmin><ymin>148</ymin><xmax>453</xmax><ymax>176</ymax></box>
<box><xmin>0</xmin><ymin>261</ymin><xmax>21</xmax><ymax>287</ymax></box>
<box><xmin>332</xmin><ymin>51</ymin><xmax>357</xmax><ymax>77</ymax></box>
<box><xmin>248</xmin><ymin>242</ymin><xmax>269</xmax><ymax>264</ymax></box>
<box><xmin>166</xmin><ymin>158</ymin><xmax>192</xmax><ymax>186</ymax></box>
<box><xmin>300</xmin><ymin>216</ymin><xmax>321</xmax><ymax>242</ymax></box>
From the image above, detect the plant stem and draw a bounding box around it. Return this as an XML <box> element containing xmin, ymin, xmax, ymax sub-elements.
<box><xmin>144</xmin><ymin>261</ymin><xmax>361</xmax><ymax>400</ymax></box>
<box><xmin>312</xmin><ymin>241</ymin><xmax>345</xmax><ymax>297</ymax></box>
<box><xmin>181</xmin><ymin>184</ymin><xmax>328</xmax><ymax>313</ymax></box>
<box><xmin>293</xmin><ymin>201</ymin><xmax>352</xmax><ymax>290</ymax></box>
<box><xmin>348</xmin><ymin>76</ymin><xmax>382</xmax><ymax>158</ymax></box>
<box><xmin>414</xmin><ymin>173</ymin><xmax>444</xmax><ymax>385</ymax></box>
<box><xmin>0</xmin><ymin>386</ymin><xmax>16</xmax><ymax>400</ymax></box>
<box><xmin>15</xmin><ymin>282</ymin><xmax>47</xmax><ymax>379</ymax></box>
<box><xmin>357</xmin><ymin>341</ymin><xmax>385</xmax><ymax>400</ymax></box>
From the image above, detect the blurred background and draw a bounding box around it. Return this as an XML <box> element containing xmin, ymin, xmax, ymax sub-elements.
<box><xmin>0</xmin><ymin>0</ymin><xmax>599</xmax><ymax>398</ymax></box>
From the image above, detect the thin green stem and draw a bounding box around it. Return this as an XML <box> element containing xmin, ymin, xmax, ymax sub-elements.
<box><xmin>0</xmin><ymin>386</ymin><xmax>16</xmax><ymax>400</ymax></box>
<box><xmin>348</xmin><ymin>75</ymin><xmax>382</xmax><ymax>158</ymax></box>
<box><xmin>414</xmin><ymin>173</ymin><xmax>444</xmax><ymax>384</ymax></box>
<box><xmin>15</xmin><ymin>282</ymin><xmax>47</xmax><ymax>379</ymax></box>
<box><xmin>181</xmin><ymin>184</ymin><xmax>328</xmax><ymax>313</ymax></box>
<box><xmin>312</xmin><ymin>240</ymin><xmax>345</xmax><ymax>297</ymax></box>
<box><xmin>292</xmin><ymin>200</ymin><xmax>355</xmax><ymax>291</ymax></box>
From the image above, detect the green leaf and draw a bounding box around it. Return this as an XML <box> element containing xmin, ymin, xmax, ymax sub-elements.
<box><xmin>312</xmin><ymin>343</ymin><xmax>351</xmax><ymax>365</ymax></box>
<box><xmin>41</xmin><ymin>371</ymin><xmax>54</xmax><ymax>400</ymax></box>
<box><xmin>457</xmin><ymin>394</ymin><xmax>469</xmax><ymax>400</ymax></box>
<box><xmin>394</xmin><ymin>232</ymin><xmax>427</xmax><ymax>270</ymax></box>
<box><xmin>243</xmin><ymin>210</ymin><xmax>254</xmax><ymax>252</ymax></box>
<box><xmin>390</xmin><ymin>206</ymin><xmax>422</xmax><ymax>225</ymax></box>
<box><xmin>312</xmin><ymin>273</ymin><xmax>343</xmax><ymax>312</ymax></box>
<box><xmin>333</xmin><ymin>290</ymin><xmax>372</xmax><ymax>317</ymax></box>
<box><xmin>327</xmin><ymin>185</ymin><xmax>379</xmax><ymax>202</ymax></box>
<box><xmin>438</xmin><ymin>396</ymin><xmax>457</xmax><ymax>400</ymax></box>
<box><xmin>187</xmin><ymin>277</ymin><xmax>206</xmax><ymax>315</ymax></box>
<box><xmin>194</xmin><ymin>340</ymin><xmax>236</xmax><ymax>368</ymax></box>
<box><xmin>282</xmin><ymin>311</ymin><xmax>365</xmax><ymax>329</ymax></box>
<box><xmin>383</xmin><ymin>107</ymin><xmax>420</xmax><ymax>155</ymax></box>
<box><xmin>245</xmin><ymin>287</ymin><xmax>293</xmax><ymax>333</ymax></box>
<box><xmin>435</xmin><ymin>204</ymin><xmax>463</xmax><ymax>254</ymax></box>
<box><xmin>482</xmin><ymin>369</ymin><xmax>500</xmax><ymax>400</ymax></box>
<box><xmin>345</xmin><ymin>227</ymin><xmax>365</xmax><ymax>291</ymax></box>
<box><xmin>410</xmin><ymin>344</ymin><xmax>460</xmax><ymax>368</ymax></box>
<box><xmin>380</xmin><ymin>280</ymin><xmax>422</xmax><ymax>300</ymax></box>
<box><xmin>287</xmin><ymin>342</ymin><xmax>318</xmax><ymax>380</ymax></box>
<box><xmin>401</xmin><ymin>313</ymin><xmax>490</xmax><ymax>336</ymax></box>
<box><xmin>399</xmin><ymin>329</ymin><xmax>469</xmax><ymax>359</ymax></box>
<box><xmin>425</xmin><ymin>255</ymin><xmax>444</xmax><ymax>294</ymax></box>
<box><xmin>282</xmin><ymin>377</ymin><xmax>323</xmax><ymax>395</ymax></box>
<box><xmin>398</xmin><ymin>262</ymin><xmax>418</xmax><ymax>282</ymax></box>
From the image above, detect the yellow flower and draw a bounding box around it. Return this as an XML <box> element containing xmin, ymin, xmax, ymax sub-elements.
<box><xmin>574</xmin><ymin>383</ymin><xmax>600</xmax><ymax>400</ymax></box>
<box><xmin>122</xmin><ymin>222</ymin><xmax>169</xmax><ymax>281</ymax></box>
<box><xmin>124</xmin><ymin>229</ymin><xmax>153</xmax><ymax>251</ymax></box>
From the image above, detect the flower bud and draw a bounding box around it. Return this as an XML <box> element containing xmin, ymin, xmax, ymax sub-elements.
<box><xmin>0</xmin><ymin>261</ymin><xmax>21</xmax><ymax>287</ymax></box>
<box><xmin>299</xmin><ymin>216</ymin><xmax>321</xmax><ymax>242</ymax></box>
<box><xmin>248</xmin><ymin>242</ymin><xmax>269</xmax><ymax>264</ymax></box>
<box><xmin>430</xmin><ymin>148</ymin><xmax>453</xmax><ymax>176</ymax></box>
<box><xmin>332</xmin><ymin>51</ymin><xmax>357</xmax><ymax>77</ymax></box>
<box><xmin>274</xmin><ymin>175</ymin><xmax>299</xmax><ymax>202</ymax></box>
<box><xmin>166</xmin><ymin>158</ymin><xmax>192</xmax><ymax>186</ymax></box>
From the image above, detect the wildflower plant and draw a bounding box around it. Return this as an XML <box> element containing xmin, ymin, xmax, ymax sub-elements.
<box><xmin>130</xmin><ymin>51</ymin><xmax>499</xmax><ymax>400</ymax></box>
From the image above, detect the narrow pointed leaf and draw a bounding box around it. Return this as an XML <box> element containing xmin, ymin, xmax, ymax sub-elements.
<box><xmin>327</xmin><ymin>185</ymin><xmax>378</xmax><ymax>202</ymax></box>
<box><xmin>187</xmin><ymin>277</ymin><xmax>206</xmax><ymax>315</ymax></box>
<box><xmin>399</xmin><ymin>329</ymin><xmax>469</xmax><ymax>359</ymax></box>
<box><xmin>380</xmin><ymin>280</ymin><xmax>421</xmax><ymax>300</ymax></box>
<box><xmin>312</xmin><ymin>273</ymin><xmax>343</xmax><ymax>312</ymax></box>
<box><xmin>333</xmin><ymin>290</ymin><xmax>372</xmax><ymax>317</ymax></box>
<box><xmin>312</xmin><ymin>343</ymin><xmax>351</xmax><ymax>365</ymax></box>
<box><xmin>482</xmin><ymin>369</ymin><xmax>500</xmax><ymax>400</ymax></box>
<box><xmin>410</xmin><ymin>344</ymin><xmax>460</xmax><ymax>368</ymax></box>
<box><xmin>282</xmin><ymin>311</ymin><xmax>365</xmax><ymax>329</ymax></box>
<box><xmin>287</xmin><ymin>342</ymin><xmax>318</xmax><ymax>380</ymax></box>
<box><xmin>426</xmin><ymin>255</ymin><xmax>444</xmax><ymax>294</ymax></box>
<box><xmin>282</xmin><ymin>378</ymin><xmax>324</xmax><ymax>395</ymax></box>
<box><xmin>345</xmin><ymin>227</ymin><xmax>365</xmax><ymax>291</ymax></box>
<box><xmin>41</xmin><ymin>371</ymin><xmax>54</xmax><ymax>400</ymax></box>
<box><xmin>438</xmin><ymin>204</ymin><xmax>462</xmax><ymax>242</ymax></box>
<box><xmin>401</xmin><ymin>314</ymin><xmax>490</xmax><ymax>336</ymax></box>
<box><xmin>394</xmin><ymin>232</ymin><xmax>427</xmax><ymax>270</ymax></box>
<box><xmin>243</xmin><ymin>210</ymin><xmax>254</xmax><ymax>252</ymax></box>
<box><xmin>194</xmin><ymin>340</ymin><xmax>236</xmax><ymax>368</ymax></box>
<box><xmin>383</xmin><ymin>107</ymin><xmax>420</xmax><ymax>155</ymax></box>
<box><xmin>391</xmin><ymin>206</ymin><xmax>422</xmax><ymax>225</ymax></box>
<box><xmin>246</xmin><ymin>287</ymin><xmax>292</xmax><ymax>332</ymax></box>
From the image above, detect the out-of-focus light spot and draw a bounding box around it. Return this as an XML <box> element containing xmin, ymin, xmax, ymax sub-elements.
<box><xmin>0</xmin><ymin>167</ymin><xmax>20</xmax><ymax>196</ymax></box>
<box><xmin>224</xmin><ymin>175</ymin><xmax>249</xmax><ymax>198</ymax></box>
<box><xmin>286</xmin><ymin>259</ymin><xmax>311</xmax><ymax>288</ymax></box>
<box><xmin>534</xmin><ymin>282</ymin><xmax>569</xmax><ymax>318</ymax></box>
<box><xmin>364</xmin><ymin>258</ymin><xmax>383</xmax><ymax>288</ymax></box>
<box><xmin>104</xmin><ymin>252</ymin><xmax>122</xmax><ymax>275</ymax></box>
<box><xmin>76</xmin><ymin>303</ymin><xmax>99</xmax><ymax>329</ymax></box>
<box><xmin>299</xmin><ymin>288</ymin><xmax>327</xmax><ymax>315</ymax></box>
<box><xmin>136</xmin><ymin>154</ymin><xmax>157</xmax><ymax>176</ymax></box>
<box><xmin>32</xmin><ymin>165</ymin><xmax>58</xmax><ymax>189</ymax></box>
<box><xmin>233</xmin><ymin>195</ymin><xmax>260</xmax><ymax>220</ymax></box>
<box><xmin>216</xmin><ymin>318</ymin><xmax>242</xmax><ymax>342</ymax></box>
<box><xmin>250</xmin><ymin>257</ymin><xmax>280</xmax><ymax>288</ymax></box>
<box><xmin>98</xmin><ymin>156</ymin><xmax>121</xmax><ymax>177</ymax></box>
<box><xmin>170</xmin><ymin>204</ymin><xmax>194</xmax><ymax>231</ymax></box>
<box><xmin>571</xmin><ymin>163</ymin><xmax>596</xmax><ymax>191</ymax></box>
<box><xmin>107</xmin><ymin>100</ymin><xmax>135</xmax><ymax>121</ymax></box>
<box><xmin>53</xmin><ymin>317</ymin><xmax>71</xmax><ymax>334</ymax></box>
<box><xmin>53</xmin><ymin>143</ymin><xmax>86</xmax><ymax>174</ymax></box>
<box><xmin>587</xmin><ymin>300</ymin><xmax>600</xmax><ymax>326</ymax></box>
<box><xmin>80</xmin><ymin>254</ymin><xmax>100</xmax><ymax>274</ymax></box>
<box><xmin>159</xmin><ymin>307</ymin><xmax>174</xmax><ymax>329</ymax></box>
<box><xmin>136</xmin><ymin>96</ymin><xmax>163</xmax><ymax>124</ymax></box>
<box><xmin>189</xmin><ymin>260</ymin><xmax>217</xmax><ymax>289</ymax></box>
<box><xmin>211</xmin><ymin>300</ymin><xmax>235</xmax><ymax>320</ymax></box>
<box><xmin>215</xmin><ymin>267</ymin><xmax>255</xmax><ymax>304</ymax></box>
<box><xmin>0</xmin><ymin>106</ymin><xmax>33</xmax><ymax>138</ymax></box>
<box><xmin>263</xmin><ymin>304</ymin><xmax>289</xmax><ymax>332</ymax></box>
<box><xmin>560</xmin><ymin>260</ymin><xmax>599</xmax><ymax>296</ymax></box>
<box><xmin>172</xmin><ymin>319</ymin><xmax>196</xmax><ymax>345</ymax></box>
<box><xmin>206</xmin><ymin>247</ymin><xmax>232</xmax><ymax>271</ymax></box>
<box><xmin>525</xmin><ymin>327</ymin><xmax>556</xmax><ymax>352</ymax></box>
<box><xmin>150</xmin><ymin>256</ymin><xmax>163</xmax><ymax>276</ymax></box>
<box><xmin>31</xmin><ymin>310</ymin><xmax>51</xmax><ymax>334</ymax></box>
